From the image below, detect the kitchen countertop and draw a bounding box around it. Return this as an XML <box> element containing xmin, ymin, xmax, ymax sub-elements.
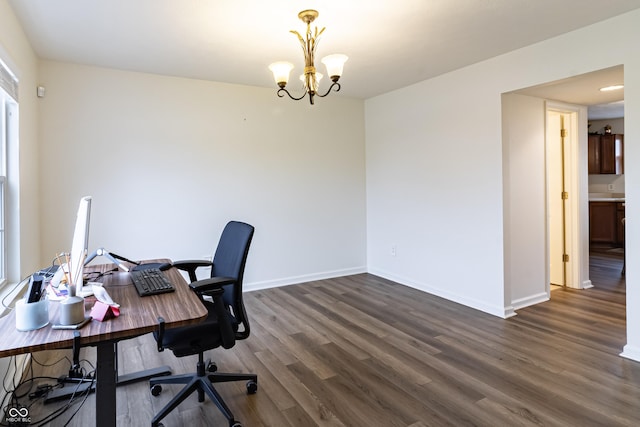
<box><xmin>589</xmin><ymin>192</ymin><xmax>625</xmax><ymax>202</ymax></box>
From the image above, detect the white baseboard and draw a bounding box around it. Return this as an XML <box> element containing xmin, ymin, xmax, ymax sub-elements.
<box><xmin>503</xmin><ymin>306</ymin><xmax>517</xmax><ymax>318</ymax></box>
<box><xmin>246</xmin><ymin>267</ymin><xmax>637</xmax><ymax>366</ymax></box>
<box><xmin>620</xmin><ymin>344</ymin><xmax>640</xmax><ymax>363</ymax></box>
<box><xmin>580</xmin><ymin>279</ymin><xmax>593</xmax><ymax>289</ymax></box>
<box><xmin>511</xmin><ymin>292</ymin><xmax>549</xmax><ymax>311</ymax></box>
<box><xmin>368</xmin><ymin>268</ymin><xmax>509</xmax><ymax>318</ymax></box>
<box><xmin>244</xmin><ymin>266</ymin><xmax>367</xmax><ymax>293</ymax></box>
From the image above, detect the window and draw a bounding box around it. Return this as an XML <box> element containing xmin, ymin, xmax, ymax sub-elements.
<box><xmin>0</xmin><ymin>92</ymin><xmax>9</xmax><ymax>285</ymax></box>
<box><xmin>0</xmin><ymin>173</ymin><xmax>4</xmax><ymax>285</ymax></box>
<box><xmin>0</xmin><ymin>58</ymin><xmax>18</xmax><ymax>286</ymax></box>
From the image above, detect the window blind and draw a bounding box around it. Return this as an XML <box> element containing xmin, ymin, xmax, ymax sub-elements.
<box><xmin>0</xmin><ymin>61</ymin><xmax>18</xmax><ymax>101</ymax></box>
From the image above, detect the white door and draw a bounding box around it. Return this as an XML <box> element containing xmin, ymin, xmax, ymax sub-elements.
<box><xmin>548</xmin><ymin>111</ymin><xmax>565</xmax><ymax>286</ymax></box>
<box><xmin>547</xmin><ymin>109</ymin><xmax>577</xmax><ymax>288</ymax></box>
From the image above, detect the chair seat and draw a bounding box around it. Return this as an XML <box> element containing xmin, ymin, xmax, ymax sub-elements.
<box><xmin>154</xmin><ymin>301</ymin><xmax>238</xmax><ymax>357</ymax></box>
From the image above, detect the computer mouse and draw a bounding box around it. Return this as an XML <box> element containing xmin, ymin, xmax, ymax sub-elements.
<box><xmin>158</xmin><ymin>262</ymin><xmax>173</xmax><ymax>271</ymax></box>
<box><xmin>131</xmin><ymin>262</ymin><xmax>172</xmax><ymax>272</ymax></box>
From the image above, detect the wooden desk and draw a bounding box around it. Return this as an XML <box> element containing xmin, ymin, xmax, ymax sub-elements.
<box><xmin>0</xmin><ymin>261</ymin><xmax>208</xmax><ymax>427</ymax></box>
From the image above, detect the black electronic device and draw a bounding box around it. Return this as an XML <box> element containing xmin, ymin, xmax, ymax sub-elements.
<box><xmin>36</xmin><ymin>265</ymin><xmax>60</xmax><ymax>280</ymax></box>
<box><xmin>158</xmin><ymin>262</ymin><xmax>173</xmax><ymax>271</ymax></box>
<box><xmin>51</xmin><ymin>317</ymin><xmax>92</xmax><ymax>330</ymax></box>
<box><xmin>132</xmin><ymin>262</ymin><xmax>173</xmax><ymax>272</ymax></box>
<box><xmin>26</xmin><ymin>275</ymin><xmax>45</xmax><ymax>303</ymax></box>
<box><xmin>130</xmin><ymin>268</ymin><xmax>175</xmax><ymax>297</ymax></box>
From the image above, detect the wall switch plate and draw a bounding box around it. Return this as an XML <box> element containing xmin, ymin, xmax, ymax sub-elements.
<box><xmin>608</xmin><ymin>184</ymin><xmax>615</xmax><ymax>191</ymax></box>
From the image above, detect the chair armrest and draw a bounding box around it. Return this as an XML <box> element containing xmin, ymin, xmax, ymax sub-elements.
<box><xmin>188</xmin><ymin>276</ymin><xmax>236</xmax><ymax>294</ymax></box>
<box><xmin>173</xmin><ymin>259</ymin><xmax>213</xmax><ymax>283</ymax></box>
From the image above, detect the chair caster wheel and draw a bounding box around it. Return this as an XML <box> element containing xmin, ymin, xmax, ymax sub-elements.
<box><xmin>246</xmin><ymin>380</ymin><xmax>257</xmax><ymax>394</ymax></box>
<box><xmin>150</xmin><ymin>384</ymin><xmax>162</xmax><ymax>396</ymax></box>
<box><xmin>207</xmin><ymin>361</ymin><xmax>218</xmax><ymax>372</ymax></box>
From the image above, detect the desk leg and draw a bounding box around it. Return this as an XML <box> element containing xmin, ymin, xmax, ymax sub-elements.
<box><xmin>96</xmin><ymin>341</ymin><xmax>117</xmax><ymax>427</ymax></box>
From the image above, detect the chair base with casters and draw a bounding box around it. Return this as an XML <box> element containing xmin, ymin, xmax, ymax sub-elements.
<box><xmin>149</xmin><ymin>221</ymin><xmax>257</xmax><ymax>427</ymax></box>
<box><xmin>149</xmin><ymin>352</ymin><xmax>257</xmax><ymax>427</ymax></box>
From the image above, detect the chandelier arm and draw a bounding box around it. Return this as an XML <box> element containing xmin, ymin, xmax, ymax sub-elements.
<box><xmin>272</xmin><ymin>10</ymin><xmax>343</xmax><ymax>105</ymax></box>
<box><xmin>316</xmin><ymin>82</ymin><xmax>342</xmax><ymax>98</ymax></box>
<box><xmin>277</xmin><ymin>88</ymin><xmax>308</xmax><ymax>101</ymax></box>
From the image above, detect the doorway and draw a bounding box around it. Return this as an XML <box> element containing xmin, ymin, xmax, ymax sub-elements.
<box><xmin>504</xmin><ymin>67</ymin><xmax>625</xmax><ymax>309</ymax></box>
<box><xmin>502</xmin><ymin>91</ymin><xmax>591</xmax><ymax>311</ymax></box>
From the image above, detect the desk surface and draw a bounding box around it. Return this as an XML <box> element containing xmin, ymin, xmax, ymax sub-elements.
<box><xmin>0</xmin><ymin>261</ymin><xmax>208</xmax><ymax>357</ymax></box>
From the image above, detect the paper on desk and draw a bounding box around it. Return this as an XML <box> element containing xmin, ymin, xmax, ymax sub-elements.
<box><xmin>46</xmin><ymin>283</ymin><xmax>68</xmax><ymax>301</ymax></box>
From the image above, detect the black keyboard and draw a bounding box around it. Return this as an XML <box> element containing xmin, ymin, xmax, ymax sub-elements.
<box><xmin>130</xmin><ymin>268</ymin><xmax>175</xmax><ymax>297</ymax></box>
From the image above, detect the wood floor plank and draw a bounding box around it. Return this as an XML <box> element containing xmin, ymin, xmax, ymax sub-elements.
<box><xmin>264</xmin><ymin>287</ymin><xmax>371</xmax><ymax>362</ymax></box>
<box><xmin>254</xmin><ymin>349</ymin><xmax>344</xmax><ymax>427</ymax></box>
<box><xmin>16</xmin><ymin>251</ymin><xmax>640</xmax><ymax>426</ymax></box>
<box><xmin>433</xmin><ymin>333</ymin><xmax>622</xmax><ymax>426</ymax></box>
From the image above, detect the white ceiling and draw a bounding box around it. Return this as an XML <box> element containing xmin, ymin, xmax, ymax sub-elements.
<box><xmin>8</xmin><ymin>0</ymin><xmax>638</xmax><ymax>114</ymax></box>
<box><xmin>516</xmin><ymin>65</ymin><xmax>625</xmax><ymax>120</ymax></box>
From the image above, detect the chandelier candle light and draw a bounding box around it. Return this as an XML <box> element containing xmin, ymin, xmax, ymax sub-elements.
<box><xmin>269</xmin><ymin>9</ymin><xmax>348</xmax><ymax>105</ymax></box>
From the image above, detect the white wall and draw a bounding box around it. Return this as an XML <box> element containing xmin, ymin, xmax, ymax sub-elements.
<box><xmin>366</xmin><ymin>65</ymin><xmax>506</xmax><ymax>316</ymax></box>
<box><xmin>590</xmin><ymin>173</ymin><xmax>625</xmax><ymax>194</ymax></box>
<box><xmin>502</xmin><ymin>93</ymin><xmax>547</xmax><ymax>312</ymax></box>
<box><xmin>365</xmin><ymin>9</ymin><xmax>640</xmax><ymax>360</ymax></box>
<box><xmin>37</xmin><ymin>62</ymin><xmax>367</xmax><ymax>289</ymax></box>
<box><xmin>4</xmin><ymin>0</ymin><xmax>640</xmax><ymax>363</ymax></box>
<box><xmin>590</xmin><ymin>117</ymin><xmax>624</xmax><ymax>135</ymax></box>
<box><xmin>0</xmin><ymin>0</ymin><xmax>41</xmax><ymax>282</ymax></box>
<box><xmin>0</xmin><ymin>0</ymin><xmax>43</xmax><ymax>407</ymax></box>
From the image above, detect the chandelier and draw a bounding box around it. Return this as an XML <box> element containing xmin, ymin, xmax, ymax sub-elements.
<box><xmin>269</xmin><ymin>9</ymin><xmax>348</xmax><ymax>105</ymax></box>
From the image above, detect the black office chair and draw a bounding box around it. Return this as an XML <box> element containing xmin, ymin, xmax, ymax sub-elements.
<box><xmin>149</xmin><ymin>221</ymin><xmax>257</xmax><ymax>427</ymax></box>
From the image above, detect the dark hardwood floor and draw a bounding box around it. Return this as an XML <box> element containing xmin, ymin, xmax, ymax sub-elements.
<box><xmin>17</xmin><ymin>252</ymin><xmax>638</xmax><ymax>426</ymax></box>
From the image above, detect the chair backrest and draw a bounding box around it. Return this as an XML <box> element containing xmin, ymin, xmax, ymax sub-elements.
<box><xmin>211</xmin><ymin>221</ymin><xmax>254</xmax><ymax>339</ymax></box>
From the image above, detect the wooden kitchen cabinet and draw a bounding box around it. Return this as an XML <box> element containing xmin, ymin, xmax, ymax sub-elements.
<box><xmin>588</xmin><ymin>134</ymin><xmax>601</xmax><ymax>174</ymax></box>
<box><xmin>589</xmin><ymin>201</ymin><xmax>625</xmax><ymax>247</ymax></box>
<box><xmin>590</xmin><ymin>202</ymin><xmax>616</xmax><ymax>244</ymax></box>
<box><xmin>616</xmin><ymin>202</ymin><xmax>626</xmax><ymax>246</ymax></box>
<box><xmin>588</xmin><ymin>134</ymin><xmax>624</xmax><ymax>174</ymax></box>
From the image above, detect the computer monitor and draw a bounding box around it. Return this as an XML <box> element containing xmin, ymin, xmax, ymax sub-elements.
<box><xmin>69</xmin><ymin>196</ymin><xmax>92</xmax><ymax>297</ymax></box>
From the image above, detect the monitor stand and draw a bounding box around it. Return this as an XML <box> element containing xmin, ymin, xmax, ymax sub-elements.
<box><xmin>84</xmin><ymin>247</ymin><xmax>131</xmax><ymax>272</ymax></box>
<box><xmin>77</xmin><ymin>248</ymin><xmax>133</xmax><ymax>297</ymax></box>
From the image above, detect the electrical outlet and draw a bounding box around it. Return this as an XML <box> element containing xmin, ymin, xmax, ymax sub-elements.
<box><xmin>391</xmin><ymin>245</ymin><xmax>397</xmax><ymax>257</ymax></box>
<box><xmin>608</xmin><ymin>184</ymin><xmax>615</xmax><ymax>192</ymax></box>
